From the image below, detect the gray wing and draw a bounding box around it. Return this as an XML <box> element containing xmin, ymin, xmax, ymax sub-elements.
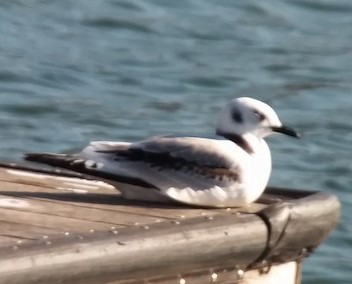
<box><xmin>84</xmin><ymin>136</ymin><xmax>243</xmax><ymax>190</ymax></box>
<box><xmin>25</xmin><ymin>136</ymin><xmax>247</xmax><ymax>205</ymax></box>
<box><xmin>94</xmin><ymin>136</ymin><xmax>234</xmax><ymax>166</ymax></box>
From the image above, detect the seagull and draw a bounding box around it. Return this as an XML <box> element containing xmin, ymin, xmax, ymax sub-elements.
<box><xmin>24</xmin><ymin>97</ymin><xmax>301</xmax><ymax>207</ymax></box>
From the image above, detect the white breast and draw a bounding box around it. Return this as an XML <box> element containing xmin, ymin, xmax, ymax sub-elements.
<box><xmin>164</xmin><ymin>138</ymin><xmax>272</xmax><ymax>207</ymax></box>
<box><xmin>237</xmin><ymin>137</ymin><xmax>272</xmax><ymax>204</ymax></box>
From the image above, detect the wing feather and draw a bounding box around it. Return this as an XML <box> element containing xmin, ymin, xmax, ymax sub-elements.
<box><xmin>25</xmin><ymin>137</ymin><xmax>249</xmax><ymax>205</ymax></box>
<box><xmin>85</xmin><ymin>137</ymin><xmax>246</xmax><ymax>190</ymax></box>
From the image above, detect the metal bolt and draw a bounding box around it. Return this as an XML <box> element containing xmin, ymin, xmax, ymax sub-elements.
<box><xmin>237</xmin><ymin>269</ymin><xmax>244</xmax><ymax>278</ymax></box>
<box><xmin>234</xmin><ymin>267</ymin><xmax>244</xmax><ymax>281</ymax></box>
<box><xmin>301</xmin><ymin>247</ymin><xmax>310</xmax><ymax>257</ymax></box>
<box><xmin>259</xmin><ymin>261</ymin><xmax>271</xmax><ymax>274</ymax></box>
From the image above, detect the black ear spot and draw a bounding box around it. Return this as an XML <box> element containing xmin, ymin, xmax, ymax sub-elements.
<box><xmin>232</xmin><ymin>110</ymin><xmax>243</xmax><ymax>123</ymax></box>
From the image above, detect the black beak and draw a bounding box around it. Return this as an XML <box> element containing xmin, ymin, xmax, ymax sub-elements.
<box><xmin>271</xmin><ymin>125</ymin><xmax>302</xmax><ymax>138</ymax></box>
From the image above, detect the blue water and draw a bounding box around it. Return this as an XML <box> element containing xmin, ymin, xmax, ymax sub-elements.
<box><xmin>0</xmin><ymin>0</ymin><xmax>351</xmax><ymax>282</ymax></box>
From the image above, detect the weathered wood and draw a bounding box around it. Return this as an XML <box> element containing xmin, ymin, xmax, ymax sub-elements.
<box><xmin>0</xmin><ymin>193</ymin><xmax>171</xmax><ymax>226</ymax></box>
<box><xmin>108</xmin><ymin>261</ymin><xmax>299</xmax><ymax>284</ymax></box>
<box><xmin>257</xmin><ymin>192</ymin><xmax>340</xmax><ymax>264</ymax></box>
<box><xmin>0</xmin><ymin>163</ymin><xmax>340</xmax><ymax>284</ymax></box>
<box><xmin>0</xmin><ymin>213</ymin><xmax>268</xmax><ymax>284</ymax></box>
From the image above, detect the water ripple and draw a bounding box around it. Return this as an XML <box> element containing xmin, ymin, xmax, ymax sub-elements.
<box><xmin>82</xmin><ymin>18</ymin><xmax>153</xmax><ymax>33</ymax></box>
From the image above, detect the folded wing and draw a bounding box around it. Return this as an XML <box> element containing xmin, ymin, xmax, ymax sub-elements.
<box><xmin>25</xmin><ymin>136</ymin><xmax>248</xmax><ymax>205</ymax></box>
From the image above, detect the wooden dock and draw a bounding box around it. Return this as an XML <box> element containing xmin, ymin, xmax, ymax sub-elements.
<box><xmin>0</xmin><ymin>163</ymin><xmax>340</xmax><ymax>284</ymax></box>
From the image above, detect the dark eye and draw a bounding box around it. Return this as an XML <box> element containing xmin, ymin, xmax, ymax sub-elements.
<box><xmin>232</xmin><ymin>110</ymin><xmax>243</xmax><ymax>123</ymax></box>
<box><xmin>253</xmin><ymin>110</ymin><xmax>265</xmax><ymax>121</ymax></box>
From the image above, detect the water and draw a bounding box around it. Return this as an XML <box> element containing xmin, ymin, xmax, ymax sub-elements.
<box><xmin>0</xmin><ymin>0</ymin><xmax>351</xmax><ymax>282</ymax></box>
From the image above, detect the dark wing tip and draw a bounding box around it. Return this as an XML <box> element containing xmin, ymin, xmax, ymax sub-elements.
<box><xmin>24</xmin><ymin>153</ymin><xmax>43</xmax><ymax>159</ymax></box>
<box><xmin>24</xmin><ymin>153</ymin><xmax>53</xmax><ymax>162</ymax></box>
<box><xmin>24</xmin><ymin>153</ymin><xmax>78</xmax><ymax>168</ymax></box>
<box><xmin>24</xmin><ymin>152</ymin><xmax>157</xmax><ymax>189</ymax></box>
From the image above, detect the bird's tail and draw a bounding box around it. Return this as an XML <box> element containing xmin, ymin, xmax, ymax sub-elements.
<box><xmin>24</xmin><ymin>152</ymin><xmax>155</xmax><ymax>188</ymax></box>
<box><xmin>24</xmin><ymin>153</ymin><xmax>81</xmax><ymax>169</ymax></box>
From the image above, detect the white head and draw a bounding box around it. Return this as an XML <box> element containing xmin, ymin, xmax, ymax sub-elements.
<box><xmin>216</xmin><ymin>97</ymin><xmax>301</xmax><ymax>139</ymax></box>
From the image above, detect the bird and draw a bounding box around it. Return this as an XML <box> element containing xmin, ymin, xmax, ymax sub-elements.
<box><xmin>24</xmin><ymin>97</ymin><xmax>301</xmax><ymax>207</ymax></box>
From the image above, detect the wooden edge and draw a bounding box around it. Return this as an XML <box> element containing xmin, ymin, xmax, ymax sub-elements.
<box><xmin>112</xmin><ymin>261</ymin><xmax>299</xmax><ymax>284</ymax></box>
<box><xmin>0</xmin><ymin>213</ymin><xmax>267</xmax><ymax>284</ymax></box>
<box><xmin>295</xmin><ymin>261</ymin><xmax>302</xmax><ymax>284</ymax></box>
<box><xmin>253</xmin><ymin>191</ymin><xmax>340</xmax><ymax>266</ymax></box>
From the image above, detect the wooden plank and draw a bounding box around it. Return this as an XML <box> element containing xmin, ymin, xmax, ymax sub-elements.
<box><xmin>0</xmin><ymin>168</ymin><xmax>117</xmax><ymax>194</ymax></box>
<box><xmin>0</xmin><ymin>213</ymin><xmax>269</xmax><ymax>284</ymax></box>
<box><xmin>0</xmin><ymin>220</ymin><xmax>61</xmax><ymax>242</ymax></box>
<box><xmin>0</xmin><ymin>207</ymin><xmax>118</xmax><ymax>232</ymax></box>
<box><xmin>0</xmin><ymin>164</ymin><xmax>340</xmax><ymax>284</ymax></box>
<box><xmin>0</xmin><ymin>194</ymin><xmax>170</xmax><ymax>226</ymax></box>
<box><xmin>110</xmin><ymin>262</ymin><xmax>298</xmax><ymax>284</ymax></box>
<box><xmin>0</xmin><ymin>170</ymin><xmax>223</xmax><ymax>219</ymax></box>
<box><xmin>0</xmin><ymin>166</ymin><xmax>226</xmax><ymax>248</ymax></box>
<box><xmin>0</xmin><ymin>171</ymin><xmax>118</xmax><ymax>194</ymax></box>
<box><xmin>0</xmin><ymin>179</ymin><xmax>222</xmax><ymax>220</ymax></box>
<box><xmin>0</xmin><ymin>234</ymin><xmax>27</xmax><ymax>245</ymax></box>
